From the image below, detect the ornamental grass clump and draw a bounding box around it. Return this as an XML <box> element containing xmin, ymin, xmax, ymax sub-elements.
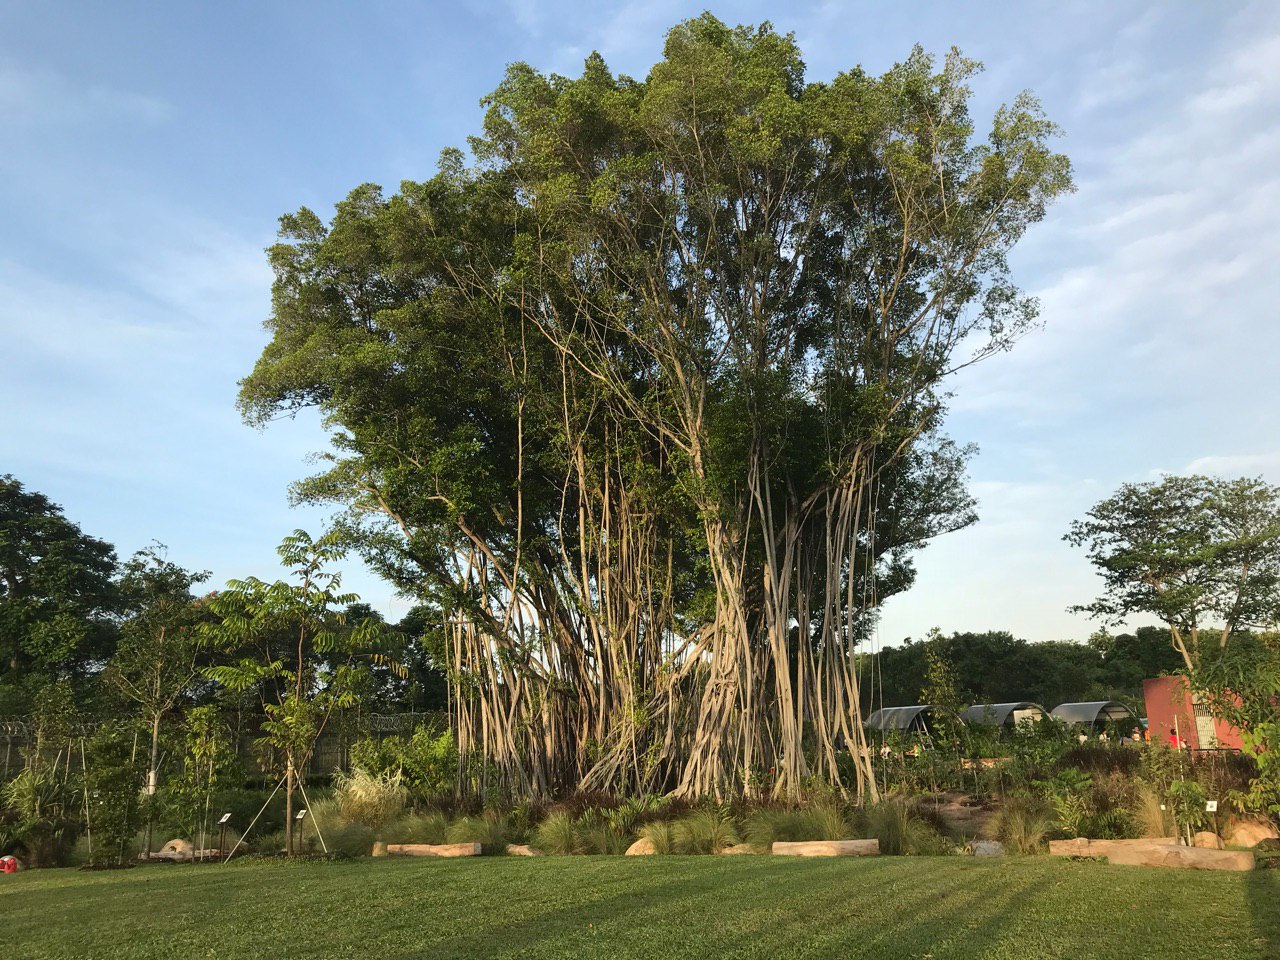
<box><xmin>672</xmin><ymin>810</ymin><xmax>739</xmax><ymax>854</ymax></box>
<box><xmin>743</xmin><ymin>802</ymin><xmax>851</xmax><ymax>852</ymax></box>
<box><xmin>995</xmin><ymin>797</ymin><xmax>1056</xmax><ymax>855</ymax></box>
<box><xmin>447</xmin><ymin>812</ymin><xmax>511</xmax><ymax>854</ymax></box>
<box><xmin>577</xmin><ymin>819</ymin><xmax>628</xmax><ymax>855</ymax></box>
<box><xmin>864</xmin><ymin>798</ymin><xmax>950</xmax><ymax>856</ymax></box>
<box><xmin>533</xmin><ymin>812</ymin><xmax>580</xmax><ymax>855</ymax></box>
<box><xmin>637</xmin><ymin>821</ymin><xmax>675</xmax><ymax>854</ymax></box>
<box><xmin>333</xmin><ymin>768</ymin><xmax>407</xmax><ymax>830</ymax></box>
<box><xmin>379</xmin><ymin>810</ymin><xmax>449</xmax><ymax>845</ymax></box>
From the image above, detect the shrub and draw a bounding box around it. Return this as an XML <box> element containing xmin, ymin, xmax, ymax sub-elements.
<box><xmin>603</xmin><ymin>795</ymin><xmax>669</xmax><ymax>835</ymax></box>
<box><xmin>672</xmin><ymin>810</ymin><xmax>739</xmax><ymax>854</ymax></box>
<box><xmin>348</xmin><ymin>726</ymin><xmax>458</xmax><ymax>803</ymax></box>
<box><xmin>742</xmin><ymin>803</ymin><xmax>851</xmax><ymax>852</ymax></box>
<box><xmin>81</xmin><ymin>725</ymin><xmax>146</xmax><ymax>867</ymax></box>
<box><xmin>2</xmin><ymin>766</ymin><xmax>78</xmax><ymax>867</ymax></box>
<box><xmin>1080</xmin><ymin>808</ymin><xmax>1136</xmax><ymax>840</ymax></box>
<box><xmin>333</xmin><ymin>768</ymin><xmax>407</xmax><ymax>829</ymax></box>
<box><xmin>533</xmin><ymin>812</ymin><xmax>580</xmax><ymax>855</ymax></box>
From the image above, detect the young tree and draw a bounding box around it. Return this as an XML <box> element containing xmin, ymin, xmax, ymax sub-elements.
<box><xmin>202</xmin><ymin>531</ymin><xmax>401</xmax><ymax>855</ymax></box>
<box><xmin>1066</xmin><ymin>475</ymin><xmax>1280</xmax><ymax>673</ymax></box>
<box><xmin>0</xmin><ymin>475</ymin><xmax>119</xmax><ymax>712</ymax></box>
<box><xmin>105</xmin><ymin>546</ymin><xmax>210</xmax><ymax>855</ymax></box>
<box><xmin>238</xmin><ymin>16</ymin><xmax>1071</xmax><ymax>800</ymax></box>
<box><xmin>1198</xmin><ymin>632</ymin><xmax>1280</xmax><ymax>815</ymax></box>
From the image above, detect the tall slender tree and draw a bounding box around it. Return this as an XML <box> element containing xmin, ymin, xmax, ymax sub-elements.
<box><xmin>106</xmin><ymin>546</ymin><xmax>209</xmax><ymax>855</ymax></box>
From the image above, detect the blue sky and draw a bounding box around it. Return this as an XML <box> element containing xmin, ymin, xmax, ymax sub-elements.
<box><xmin>3</xmin><ymin>1</ymin><xmax>1278</xmax><ymax>643</ymax></box>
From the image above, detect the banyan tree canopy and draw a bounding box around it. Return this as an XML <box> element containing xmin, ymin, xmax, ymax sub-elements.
<box><xmin>1049</xmin><ymin>701</ymin><xmax>1135</xmax><ymax>726</ymax></box>
<box><xmin>962</xmin><ymin>702</ymin><xmax>1047</xmax><ymax>726</ymax></box>
<box><xmin>866</xmin><ymin>705</ymin><xmax>940</xmax><ymax>734</ymax></box>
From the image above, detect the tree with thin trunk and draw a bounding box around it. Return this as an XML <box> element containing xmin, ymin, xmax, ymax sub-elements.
<box><xmin>202</xmin><ymin>530</ymin><xmax>402</xmax><ymax>855</ymax></box>
<box><xmin>1066</xmin><ymin>475</ymin><xmax>1280</xmax><ymax>673</ymax></box>
<box><xmin>106</xmin><ymin>545</ymin><xmax>209</xmax><ymax>857</ymax></box>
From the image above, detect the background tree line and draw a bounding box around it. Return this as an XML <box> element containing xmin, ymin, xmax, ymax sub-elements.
<box><xmin>864</xmin><ymin>627</ymin><xmax>1184</xmax><ymax>710</ymax></box>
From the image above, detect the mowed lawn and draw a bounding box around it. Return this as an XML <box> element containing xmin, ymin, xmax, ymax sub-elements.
<box><xmin>3</xmin><ymin>855</ymin><xmax>1278</xmax><ymax>960</ymax></box>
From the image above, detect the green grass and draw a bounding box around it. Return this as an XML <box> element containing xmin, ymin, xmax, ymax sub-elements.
<box><xmin>3</xmin><ymin>856</ymin><xmax>1277</xmax><ymax>959</ymax></box>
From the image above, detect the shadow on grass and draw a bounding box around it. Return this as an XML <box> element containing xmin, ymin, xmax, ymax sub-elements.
<box><xmin>1246</xmin><ymin>857</ymin><xmax>1280</xmax><ymax>955</ymax></box>
<box><xmin>386</xmin><ymin>858</ymin><xmax>1056</xmax><ymax>960</ymax></box>
<box><xmin>384</xmin><ymin>858</ymin><xmax>899</xmax><ymax>960</ymax></box>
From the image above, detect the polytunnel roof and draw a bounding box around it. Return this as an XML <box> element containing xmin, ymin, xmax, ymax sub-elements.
<box><xmin>1049</xmin><ymin>700</ymin><xmax>1135</xmax><ymax>725</ymax></box>
<box><xmin>865</xmin><ymin>705</ymin><xmax>935</xmax><ymax>731</ymax></box>
<box><xmin>962</xmin><ymin>702</ymin><xmax>1046</xmax><ymax>725</ymax></box>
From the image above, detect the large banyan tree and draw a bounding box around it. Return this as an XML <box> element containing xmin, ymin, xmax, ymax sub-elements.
<box><xmin>240</xmin><ymin>15</ymin><xmax>1071</xmax><ymax>801</ymax></box>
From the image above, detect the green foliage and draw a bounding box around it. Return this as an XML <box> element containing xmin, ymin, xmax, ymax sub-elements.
<box><xmin>575</xmin><ymin>818</ymin><xmax>629</xmax><ymax>855</ymax></box>
<box><xmin>347</xmin><ymin>725</ymin><xmax>457</xmax><ymax>803</ymax></box>
<box><xmin>164</xmin><ymin>705</ymin><xmax>238</xmax><ymax>845</ymax></box>
<box><xmin>601</xmin><ymin>795</ymin><xmax>669</xmax><ymax>835</ymax></box>
<box><xmin>1166</xmin><ymin>779</ymin><xmax>1210</xmax><ymax>834</ymax></box>
<box><xmin>2</xmin><ymin>765</ymin><xmax>78</xmax><ymax>866</ymax></box>
<box><xmin>1198</xmin><ymin>631</ymin><xmax>1280</xmax><ymax>814</ymax></box>
<box><xmin>201</xmin><ymin>530</ymin><xmax>403</xmax><ymax>852</ymax></box>
<box><xmin>81</xmin><ymin>724</ymin><xmax>145</xmax><ymax>867</ymax></box>
<box><xmin>237</xmin><ymin>12</ymin><xmax>1072</xmax><ymax>800</ymax></box>
<box><xmin>0</xmin><ymin>475</ymin><xmax>120</xmax><ymax>712</ymax></box>
<box><xmin>1067</xmin><ymin>475</ymin><xmax>1280</xmax><ymax>672</ymax></box>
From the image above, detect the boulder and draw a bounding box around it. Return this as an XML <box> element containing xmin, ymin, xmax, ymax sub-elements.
<box><xmin>1193</xmin><ymin>831</ymin><xmax>1224</xmax><ymax>850</ymax></box>
<box><xmin>625</xmin><ymin>838</ymin><xmax>657</xmax><ymax>856</ymax></box>
<box><xmin>385</xmin><ymin>842</ymin><xmax>480</xmax><ymax>858</ymax></box>
<box><xmin>772</xmin><ymin>840</ymin><xmax>879</xmax><ymax>857</ymax></box>
<box><xmin>506</xmin><ymin>844</ymin><xmax>540</xmax><ymax>856</ymax></box>
<box><xmin>965</xmin><ymin>840</ymin><xmax>1005</xmax><ymax>857</ymax></box>
<box><xmin>1107</xmin><ymin>844</ymin><xmax>1254</xmax><ymax>872</ymax></box>
<box><xmin>371</xmin><ymin>842</ymin><xmax>388</xmax><ymax>858</ymax></box>
<box><xmin>1048</xmin><ymin>837</ymin><xmax>1178</xmax><ymax>858</ymax></box>
<box><xmin>153</xmin><ymin>838</ymin><xmax>194</xmax><ymax>862</ymax></box>
<box><xmin>719</xmin><ymin>844</ymin><xmax>758</xmax><ymax>855</ymax></box>
<box><xmin>1225</xmin><ymin>818</ymin><xmax>1280</xmax><ymax>849</ymax></box>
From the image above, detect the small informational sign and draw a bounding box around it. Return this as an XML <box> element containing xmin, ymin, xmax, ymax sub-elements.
<box><xmin>295</xmin><ymin>809</ymin><xmax>309</xmax><ymax>821</ymax></box>
<box><xmin>218</xmin><ymin>813</ymin><xmax>232</xmax><ymax>825</ymax></box>
<box><xmin>1159</xmin><ymin>804</ymin><xmax>1166</xmax><ymax>810</ymax></box>
<box><xmin>1206</xmin><ymin>800</ymin><xmax>1219</xmax><ymax>813</ymax></box>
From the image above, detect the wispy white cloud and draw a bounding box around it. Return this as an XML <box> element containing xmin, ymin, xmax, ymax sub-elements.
<box><xmin>0</xmin><ymin>62</ymin><xmax>171</xmax><ymax>125</ymax></box>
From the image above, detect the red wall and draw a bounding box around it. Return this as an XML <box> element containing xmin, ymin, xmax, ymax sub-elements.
<box><xmin>1142</xmin><ymin>675</ymin><xmax>1244</xmax><ymax>750</ymax></box>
